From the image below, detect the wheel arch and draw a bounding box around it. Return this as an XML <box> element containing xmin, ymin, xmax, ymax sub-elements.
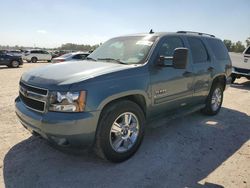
<box><xmin>97</xmin><ymin>91</ymin><xmax>148</xmax><ymax>118</ymax></box>
<box><xmin>211</xmin><ymin>74</ymin><xmax>227</xmax><ymax>91</ymax></box>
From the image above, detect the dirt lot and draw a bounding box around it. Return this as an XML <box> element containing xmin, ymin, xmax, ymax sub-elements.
<box><xmin>0</xmin><ymin>63</ymin><xmax>249</xmax><ymax>188</ymax></box>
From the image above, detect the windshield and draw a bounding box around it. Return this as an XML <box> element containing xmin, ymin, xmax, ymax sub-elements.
<box><xmin>88</xmin><ymin>36</ymin><xmax>157</xmax><ymax>64</ymax></box>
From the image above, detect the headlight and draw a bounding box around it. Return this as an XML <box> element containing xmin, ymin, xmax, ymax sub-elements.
<box><xmin>49</xmin><ymin>91</ymin><xmax>86</xmax><ymax>112</ymax></box>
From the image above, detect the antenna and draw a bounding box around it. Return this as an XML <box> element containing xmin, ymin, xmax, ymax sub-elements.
<box><xmin>149</xmin><ymin>29</ymin><xmax>154</xmax><ymax>34</ymax></box>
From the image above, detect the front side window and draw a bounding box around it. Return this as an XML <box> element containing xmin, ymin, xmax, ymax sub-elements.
<box><xmin>159</xmin><ymin>37</ymin><xmax>184</xmax><ymax>56</ymax></box>
<box><xmin>188</xmin><ymin>37</ymin><xmax>209</xmax><ymax>63</ymax></box>
<box><xmin>158</xmin><ymin>37</ymin><xmax>184</xmax><ymax>64</ymax></box>
<box><xmin>88</xmin><ymin>36</ymin><xmax>157</xmax><ymax>64</ymax></box>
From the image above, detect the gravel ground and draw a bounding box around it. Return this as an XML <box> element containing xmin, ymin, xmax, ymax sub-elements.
<box><xmin>0</xmin><ymin>63</ymin><xmax>249</xmax><ymax>188</ymax></box>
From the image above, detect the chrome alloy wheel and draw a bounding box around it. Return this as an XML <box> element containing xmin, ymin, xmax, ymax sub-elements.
<box><xmin>211</xmin><ymin>88</ymin><xmax>222</xmax><ymax>111</ymax></box>
<box><xmin>109</xmin><ymin>112</ymin><xmax>139</xmax><ymax>153</ymax></box>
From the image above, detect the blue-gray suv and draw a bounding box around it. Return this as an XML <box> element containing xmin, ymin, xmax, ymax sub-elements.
<box><xmin>15</xmin><ymin>31</ymin><xmax>232</xmax><ymax>162</ymax></box>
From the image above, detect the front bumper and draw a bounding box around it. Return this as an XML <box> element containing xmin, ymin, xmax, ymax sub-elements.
<box><xmin>232</xmin><ymin>67</ymin><xmax>250</xmax><ymax>77</ymax></box>
<box><xmin>15</xmin><ymin>97</ymin><xmax>100</xmax><ymax>148</ymax></box>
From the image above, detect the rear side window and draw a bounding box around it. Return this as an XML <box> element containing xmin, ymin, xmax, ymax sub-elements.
<box><xmin>206</xmin><ymin>38</ymin><xmax>229</xmax><ymax>60</ymax></box>
<box><xmin>187</xmin><ymin>37</ymin><xmax>209</xmax><ymax>63</ymax></box>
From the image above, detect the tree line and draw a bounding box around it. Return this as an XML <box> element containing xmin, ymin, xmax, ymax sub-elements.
<box><xmin>223</xmin><ymin>37</ymin><xmax>250</xmax><ymax>53</ymax></box>
<box><xmin>58</xmin><ymin>43</ymin><xmax>100</xmax><ymax>51</ymax></box>
<box><xmin>1</xmin><ymin>37</ymin><xmax>249</xmax><ymax>53</ymax></box>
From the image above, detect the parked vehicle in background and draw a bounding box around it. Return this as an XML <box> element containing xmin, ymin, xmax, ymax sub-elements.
<box><xmin>230</xmin><ymin>46</ymin><xmax>250</xmax><ymax>83</ymax></box>
<box><xmin>22</xmin><ymin>49</ymin><xmax>52</xmax><ymax>63</ymax></box>
<box><xmin>52</xmin><ymin>51</ymin><xmax>90</xmax><ymax>63</ymax></box>
<box><xmin>7</xmin><ymin>50</ymin><xmax>23</xmax><ymax>56</ymax></box>
<box><xmin>15</xmin><ymin>31</ymin><xmax>232</xmax><ymax>162</ymax></box>
<box><xmin>51</xmin><ymin>50</ymin><xmax>68</xmax><ymax>58</ymax></box>
<box><xmin>0</xmin><ymin>52</ymin><xmax>23</xmax><ymax>68</ymax></box>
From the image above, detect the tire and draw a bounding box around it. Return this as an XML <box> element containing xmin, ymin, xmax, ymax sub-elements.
<box><xmin>202</xmin><ymin>83</ymin><xmax>224</xmax><ymax>115</ymax></box>
<box><xmin>47</xmin><ymin>60</ymin><xmax>51</xmax><ymax>62</ymax></box>
<box><xmin>31</xmin><ymin>57</ymin><xmax>38</xmax><ymax>63</ymax></box>
<box><xmin>11</xmin><ymin>60</ymin><xmax>20</xmax><ymax>68</ymax></box>
<box><xmin>231</xmin><ymin>75</ymin><xmax>236</xmax><ymax>84</ymax></box>
<box><xmin>94</xmin><ymin>100</ymin><xmax>145</xmax><ymax>162</ymax></box>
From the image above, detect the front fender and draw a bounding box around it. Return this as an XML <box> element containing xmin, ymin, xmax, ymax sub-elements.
<box><xmin>97</xmin><ymin>90</ymin><xmax>150</xmax><ymax>111</ymax></box>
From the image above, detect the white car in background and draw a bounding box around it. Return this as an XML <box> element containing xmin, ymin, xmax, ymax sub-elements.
<box><xmin>23</xmin><ymin>49</ymin><xmax>52</xmax><ymax>63</ymax></box>
<box><xmin>230</xmin><ymin>46</ymin><xmax>250</xmax><ymax>83</ymax></box>
<box><xmin>52</xmin><ymin>51</ymin><xmax>90</xmax><ymax>63</ymax></box>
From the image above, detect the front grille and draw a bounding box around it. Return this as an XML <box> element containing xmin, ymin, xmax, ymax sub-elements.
<box><xmin>234</xmin><ymin>67</ymin><xmax>250</xmax><ymax>74</ymax></box>
<box><xmin>19</xmin><ymin>92</ymin><xmax>45</xmax><ymax>112</ymax></box>
<box><xmin>19</xmin><ymin>82</ymin><xmax>48</xmax><ymax>112</ymax></box>
<box><xmin>20</xmin><ymin>81</ymin><xmax>48</xmax><ymax>96</ymax></box>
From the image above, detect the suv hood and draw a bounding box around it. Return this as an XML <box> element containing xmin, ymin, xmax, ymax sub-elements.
<box><xmin>21</xmin><ymin>60</ymin><xmax>135</xmax><ymax>88</ymax></box>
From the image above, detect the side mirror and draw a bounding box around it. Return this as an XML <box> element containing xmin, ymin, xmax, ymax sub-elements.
<box><xmin>172</xmin><ymin>48</ymin><xmax>188</xmax><ymax>69</ymax></box>
<box><xmin>157</xmin><ymin>48</ymin><xmax>188</xmax><ymax>69</ymax></box>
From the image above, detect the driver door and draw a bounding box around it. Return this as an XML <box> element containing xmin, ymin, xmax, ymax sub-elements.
<box><xmin>150</xmin><ymin>36</ymin><xmax>194</xmax><ymax>116</ymax></box>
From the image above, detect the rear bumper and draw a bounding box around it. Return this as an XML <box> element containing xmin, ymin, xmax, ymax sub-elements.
<box><xmin>15</xmin><ymin>97</ymin><xmax>100</xmax><ymax>148</ymax></box>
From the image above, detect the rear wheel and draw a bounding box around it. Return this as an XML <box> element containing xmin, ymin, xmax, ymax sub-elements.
<box><xmin>11</xmin><ymin>60</ymin><xmax>20</xmax><ymax>68</ymax></box>
<box><xmin>231</xmin><ymin>74</ymin><xmax>236</xmax><ymax>83</ymax></box>
<box><xmin>202</xmin><ymin>83</ymin><xmax>224</xmax><ymax>115</ymax></box>
<box><xmin>95</xmin><ymin>100</ymin><xmax>145</xmax><ymax>162</ymax></box>
<box><xmin>31</xmin><ymin>57</ymin><xmax>38</xmax><ymax>63</ymax></box>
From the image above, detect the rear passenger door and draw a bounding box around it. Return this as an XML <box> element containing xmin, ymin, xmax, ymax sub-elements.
<box><xmin>187</xmin><ymin>37</ymin><xmax>213</xmax><ymax>104</ymax></box>
<box><xmin>41</xmin><ymin>51</ymin><xmax>51</xmax><ymax>60</ymax></box>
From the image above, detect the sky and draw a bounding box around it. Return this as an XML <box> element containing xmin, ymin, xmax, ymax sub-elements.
<box><xmin>0</xmin><ymin>0</ymin><xmax>249</xmax><ymax>48</ymax></box>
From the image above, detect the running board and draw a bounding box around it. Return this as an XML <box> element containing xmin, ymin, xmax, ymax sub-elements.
<box><xmin>147</xmin><ymin>104</ymin><xmax>206</xmax><ymax>128</ymax></box>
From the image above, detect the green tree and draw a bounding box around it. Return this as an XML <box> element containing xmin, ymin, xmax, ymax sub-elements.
<box><xmin>231</xmin><ymin>41</ymin><xmax>245</xmax><ymax>53</ymax></box>
<box><xmin>246</xmin><ymin>37</ymin><xmax>250</xmax><ymax>47</ymax></box>
<box><xmin>223</xmin><ymin>40</ymin><xmax>232</xmax><ymax>51</ymax></box>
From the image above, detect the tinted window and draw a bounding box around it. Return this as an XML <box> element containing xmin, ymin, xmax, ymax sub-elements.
<box><xmin>207</xmin><ymin>38</ymin><xmax>229</xmax><ymax>60</ymax></box>
<box><xmin>42</xmin><ymin>51</ymin><xmax>49</xmax><ymax>54</ymax></box>
<box><xmin>31</xmin><ymin>50</ymin><xmax>40</xmax><ymax>54</ymax></box>
<box><xmin>159</xmin><ymin>37</ymin><xmax>184</xmax><ymax>57</ymax></box>
<box><xmin>245</xmin><ymin>47</ymin><xmax>250</xmax><ymax>55</ymax></box>
<box><xmin>188</xmin><ymin>37</ymin><xmax>209</xmax><ymax>63</ymax></box>
<box><xmin>72</xmin><ymin>54</ymin><xmax>87</xmax><ymax>60</ymax></box>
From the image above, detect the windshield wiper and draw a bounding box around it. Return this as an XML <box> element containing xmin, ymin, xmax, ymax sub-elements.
<box><xmin>86</xmin><ymin>57</ymin><xmax>97</xmax><ymax>61</ymax></box>
<box><xmin>97</xmin><ymin>58</ymin><xmax>127</xmax><ymax>64</ymax></box>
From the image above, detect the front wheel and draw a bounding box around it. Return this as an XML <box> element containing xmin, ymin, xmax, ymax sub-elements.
<box><xmin>202</xmin><ymin>84</ymin><xmax>224</xmax><ymax>115</ymax></box>
<box><xmin>94</xmin><ymin>100</ymin><xmax>145</xmax><ymax>162</ymax></box>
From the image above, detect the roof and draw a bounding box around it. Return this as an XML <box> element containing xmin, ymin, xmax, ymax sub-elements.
<box><xmin>119</xmin><ymin>31</ymin><xmax>219</xmax><ymax>40</ymax></box>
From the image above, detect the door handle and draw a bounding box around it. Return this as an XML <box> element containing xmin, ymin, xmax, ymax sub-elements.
<box><xmin>183</xmin><ymin>71</ymin><xmax>193</xmax><ymax>77</ymax></box>
<box><xmin>207</xmin><ymin>67</ymin><xmax>214</xmax><ymax>72</ymax></box>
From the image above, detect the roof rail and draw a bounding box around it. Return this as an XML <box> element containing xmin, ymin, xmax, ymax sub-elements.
<box><xmin>177</xmin><ymin>31</ymin><xmax>215</xmax><ymax>38</ymax></box>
